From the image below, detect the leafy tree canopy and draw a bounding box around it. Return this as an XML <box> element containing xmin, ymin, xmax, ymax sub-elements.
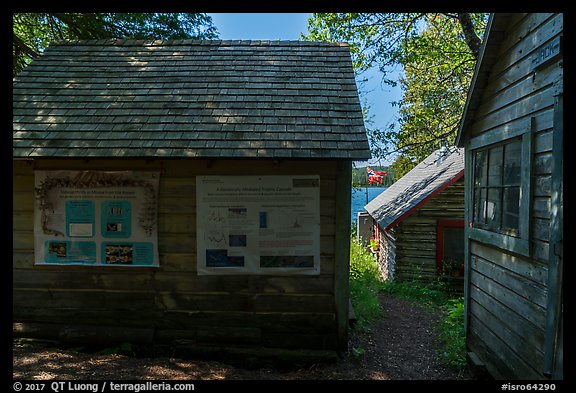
<box><xmin>13</xmin><ymin>13</ymin><xmax>219</xmax><ymax>77</ymax></box>
<box><xmin>303</xmin><ymin>13</ymin><xmax>487</xmax><ymax>178</ymax></box>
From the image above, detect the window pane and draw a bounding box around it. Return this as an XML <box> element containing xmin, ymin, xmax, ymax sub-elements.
<box><xmin>486</xmin><ymin>188</ymin><xmax>501</xmax><ymax>229</ymax></box>
<box><xmin>472</xmin><ymin>138</ymin><xmax>524</xmax><ymax>237</ymax></box>
<box><xmin>504</xmin><ymin>141</ymin><xmax>521</xmax><ymax>186</ymax></box>
<box><xmin>443</xmin><ymin>227</ymin><xmax>465</xmax><ymax>264</ymax></box>
<box><xmin>488</xmin><ymin>146</ymin><xmax>503</xmax><ymax>186</ymax></box>
<box><xmin>502</xmin><ymin>187</ymin><xmax>520</xmax><ymax>231</ymax></box>
<box><xmin>474</xmin><ymin>150</ymin><xmax>487</xmax><ymax>186</ymax></box>
<box><xmin>474</xmin><ymin>187</ymin><xmax>487</xmax><ymax>225</ymax></box>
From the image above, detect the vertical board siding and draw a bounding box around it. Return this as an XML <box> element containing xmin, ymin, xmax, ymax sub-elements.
<box><xmin>13</xmin><ymin>158</ymin><xmax>343</xmax><ymax>350</ymax></box>
<box><xmin>465</xmin><ymin>13</ymin><xmax>562</xmax><ymax>379</ymax></box>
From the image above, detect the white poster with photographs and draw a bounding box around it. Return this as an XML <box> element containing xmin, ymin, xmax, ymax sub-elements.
<box><xmin>196</xmin><ymin>175</ymin><xmax>321</xmax><ymax>275</ymax></box>
<box><xmin>34</xmin><ymin>170</ymin><xmax>160</xmax><ymax>267</ymax></box>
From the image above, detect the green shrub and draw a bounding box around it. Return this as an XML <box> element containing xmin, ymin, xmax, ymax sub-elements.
<box><xmin>349</xmin><ymin>238</ymin><xmax>383</xmax><ymax>332</ymax></box>
<box><xmin>438</xmin><ymin>297</ymin><xmax>467</xmax><ymax>373</ymax></box>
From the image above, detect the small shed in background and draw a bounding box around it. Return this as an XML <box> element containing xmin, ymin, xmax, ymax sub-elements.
<box><xmin>12</xmin><ymin>39</ymin><xmax>371</xmax><ymax>358</ymax></box>
<box><xmin>365</xmin><ymin>147</ymin><xmax>464</xmax><ymax>288</ymax></box>
<box><xmin>456</xmin><ymin>13</ymin><xmax>562</xmax><ymax>379</ymax></box>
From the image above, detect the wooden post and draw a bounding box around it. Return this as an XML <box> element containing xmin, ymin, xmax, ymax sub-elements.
<box><xmin>543</xmin><ymin>94</ymin><xmax>563</xmax><ymax>379</ymax></box>
<box><xmin>334</xmin><ymin>160</ymin><xmax>352</xmax><ymax>351</ymax></box>
<box><xmin>365</xmin><ymin>169</ymin><xmax>369</xmax><ymax>205</ymax></box>
<box><xmin>463</xmin><ymin>149</ymin><xmax>473</xmax><ymax>334</ymax></box>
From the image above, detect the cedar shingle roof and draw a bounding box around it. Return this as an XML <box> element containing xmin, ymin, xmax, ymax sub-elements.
<box><xmin>365</xmin><ymin>147</ymin><xmax>464</xmax><ymax>230</ymax></box>
<box><xmin>13</xmin><ymin>39</ymin><xmax>371</xmax><ymax>159</ymax></box>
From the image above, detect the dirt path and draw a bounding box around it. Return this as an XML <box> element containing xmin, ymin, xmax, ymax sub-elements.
<box><xmin>352</xmin><ymin>294</ymin><xmax>462</xmax><ymax>380</ymax></box>
<box><xmin>12</xmin><ymin>294</ymin><xmax>467</xmax><ymax>380</ymax></box>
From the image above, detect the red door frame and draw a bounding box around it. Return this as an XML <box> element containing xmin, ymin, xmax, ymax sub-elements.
<box><xmin>436</xmin><ymin>220</ymin><xmax>465</xmax><ymax>275</ymax></box>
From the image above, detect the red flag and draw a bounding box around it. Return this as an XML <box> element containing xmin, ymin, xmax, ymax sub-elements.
<box><xmin>367</xmin><ymin>167</ymin><xmax>387</xmax><ymax>185</ymax></box>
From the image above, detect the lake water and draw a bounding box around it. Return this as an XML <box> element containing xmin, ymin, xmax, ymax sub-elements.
<box><xmin>351</xmin><ymin>187</ymin><xmax>386</xmax><ymax>224</ymax></box>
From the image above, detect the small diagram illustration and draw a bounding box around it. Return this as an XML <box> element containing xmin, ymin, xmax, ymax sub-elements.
<box><xmin>229</xmin><ymin>234</ymin><xmax>247</xmax><ymax>247</ymax></box>
<box><xmin>259</xmin><ymin>212</ymin><xmax>268</xmax><ymax>228</ymax></box>
<box><xmin>264</xmin><ymin>208</ymin><xmax>306</xmax><ymax>229</ymax></box>
<box><xmin>206</xmin><ymin>249</ymin><xmax>245</xmax><ymax>268</ymax></box>
<box><xmin>101</xmin><ymin>200</ymin><xmax>131</xmax><ymax>238</ymax></box>
<box><xmin>205</xmin><ymin>230</ymin><xmax>227</xmax><ymax>247</ymax></box>
<box><xmin>207</xmin><ymin>209</ymin><xmax>226</xmax><ymax>223</ymax></box>
<box><xmin>65</xmin><ymin>200</ymin><xmax>95</xmax><ymax>237</ymax></box>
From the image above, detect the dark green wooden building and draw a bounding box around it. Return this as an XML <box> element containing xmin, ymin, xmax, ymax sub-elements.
<box><xmin>456</xmin><ymin>13</ymin><xmax>563</xmax><ymax>379</ymax></box>
<box><xmin>13</xmin><ymin>39</ymin><xmax>371</xmax><ymax>358</ymax></box>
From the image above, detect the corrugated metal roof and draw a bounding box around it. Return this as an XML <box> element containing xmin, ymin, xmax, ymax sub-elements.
<box><xmin>365</xmin><ymin>147</ymin><xmax>464</xmax><ymax>230</ymax></box>
<box><xmin>13</xmin><ymin>39</ymin><xmax>371</xmax><ymax>159</ymax></box>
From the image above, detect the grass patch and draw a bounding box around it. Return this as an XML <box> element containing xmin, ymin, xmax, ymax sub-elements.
<box><xmin>437</xmin><ymin>297</ymin><xmax>467</xmax><ymax>373</ymax></box>
<box><xmin>379</xmin><ymin>278</ymin><xmax>449</xmax><ymax>307</ymax></box>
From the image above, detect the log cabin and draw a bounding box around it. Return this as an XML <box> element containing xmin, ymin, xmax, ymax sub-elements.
<box><xmin>364</xmin><ymin>147</ymin><xmax>465</xmax><ymax>290</ymax></box>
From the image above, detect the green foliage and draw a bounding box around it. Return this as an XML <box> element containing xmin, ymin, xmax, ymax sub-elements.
<box><xmin>302</xmin><ymin>13</ymin><xmax>425</xmax><ymax>81</ymax></box>
<box><xmin>390</xmin><ymin>14</ymin><xmax>483</xmax><ymax>165</ymax></box>
<box><xmin>303</xmin><ymin>13</ymin><xmax>488</xmax><ymax>173</ymax></box>
<box><xmin>13</xmin><ymin>13</ymin><xmax>219</xmax><ymax>77</ymax></box>
<box><xmin>351</xmin><ymin>165</ymin><xmax>394</xmax><ymax>187</ymax></box>
<box><xmin>379</xmin><ymin>278</ymin><xmax>449</xmax><ymax>307</ymax></box>
<box><xmin>349</xmin><ymin>238</ymin><xmax>383</xmax><ymax>332</ymax></box>
<box><xmin>351</xmin><ymin>346</ymin><xmax>366</xmax><ymax>359</ymax></box>
<box><xmin>438</xmin><ymin>297</ymin><xmax>467</xmax><ymax>373</ymax></box>
<box><xmin>349</xmin><ymin>237</ymin><xmax>381</xmax><ymax>283</ymax></box>
<box><xmin>389</xmin><ymin>154</ymin><xmax>416</xmax><ymax>181</ymax></box>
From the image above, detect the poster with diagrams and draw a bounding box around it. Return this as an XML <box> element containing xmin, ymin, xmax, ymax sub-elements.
<box><xmin>34</xmin><ymin>170</ymin><xmax>160</xmax><ymax>266</ymax></box>
<box><xmin>196</xmin><ymin>175</ymin><xmax>321</xmax><ymax>275</ymax></box>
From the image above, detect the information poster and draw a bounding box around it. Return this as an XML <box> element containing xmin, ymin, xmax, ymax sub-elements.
<box><xmin>196</xmin><ymin>175</ymin><xmax>321</xmax><ymax>275</ymax></box>
<box><xmin>34</xmin><ymin>170</ymin><xmax>160</xmax><ymax>266</ymax></box>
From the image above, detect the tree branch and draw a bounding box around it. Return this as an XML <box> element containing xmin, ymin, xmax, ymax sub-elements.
<box><xmin>13</xmin><ymin>32</ymin><xmax>39</xmax><ymax>58</ymax></box>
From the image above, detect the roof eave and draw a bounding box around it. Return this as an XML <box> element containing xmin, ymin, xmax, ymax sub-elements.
<box><xmin>456</xmin><ymin>13</ymin><xmax>512</xmax><ymax>147</ymax></box>
<box><xmin>379</xmin><ymin>169</ymin><xmax>465</xmax><ymax>231</ymax></box>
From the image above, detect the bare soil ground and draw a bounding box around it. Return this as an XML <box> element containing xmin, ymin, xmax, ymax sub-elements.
<box><xmin>13</xmin><ymin>293</ymin><xmax>470</xmax><ymax>380</ymax></box>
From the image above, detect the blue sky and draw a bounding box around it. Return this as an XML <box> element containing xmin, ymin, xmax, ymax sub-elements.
<box><xmin>208</xmin><ymin>13</ymin><xmax>311</xmax><ymax>40</ymax></box>
<box><xmin>207</xmin><ymin>13</ymin><xmax>402</xmax><ymax>166</ymax></box>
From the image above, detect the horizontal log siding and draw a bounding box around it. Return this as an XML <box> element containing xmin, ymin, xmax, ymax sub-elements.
<box><xmin>13</xmin><ymin>158</ymin><xmax>342</xmax><ymax>350</ymax></box>
<box><xmin>465</xmin><ymin>13</ymin><xmax>561</xmax><ymax>379</ymax></box>
<box><xmin>392</xmin><ymin>178</ymin><xmax>464</xmax><ymax>283</ymax></box>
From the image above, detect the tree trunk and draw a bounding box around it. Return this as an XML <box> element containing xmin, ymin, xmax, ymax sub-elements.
<box><xmin>457</xmin><ymin>13</ymin><xmax>482</xmax><ymax>59</ymax></box>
